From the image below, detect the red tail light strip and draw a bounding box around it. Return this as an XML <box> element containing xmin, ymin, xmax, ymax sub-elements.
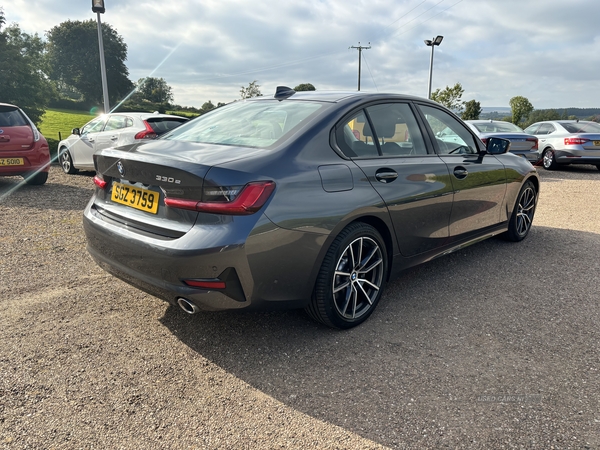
<box><xmin>564</xmin><ymin>137</ymin><xmax>589</xmax><ymax>145</ymax></box>
<box><xmin>164</xmin><ymin>181</ymin><xmax>275</xmax><ymax>215</ymax></box>
<box><xmin>93</xmin><ymin>175</ymin><xmax>108</xmax><ymax>189</ymax></box>
<box><xmin>134</xmin><ymin>121</ymin><xmax>158</xmax><ymax>140</ymax></box>
<box><xmin>183</xmin><ymin>279</ymin><xmax>226</xmax><ymax>289</ymax></box>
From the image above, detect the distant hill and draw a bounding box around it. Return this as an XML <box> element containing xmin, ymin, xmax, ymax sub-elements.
<box><xmin>480</xmin><ymin>107</ymin><xmax>600</xmax><ymax>120</ymax></box>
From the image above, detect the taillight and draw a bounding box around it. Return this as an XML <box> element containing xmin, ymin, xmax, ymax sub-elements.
<box><xmin>164</xmin><ymin>181</ymin><xmax>275</xmax><ymax>215</ymax></box>
<box><xmin>526</xmin><ymin>137</ymin><xmax>538</xmax><ymax>150</ymax></box>
<box><xmin>93</xmin><ymin>175</ymin><xmax>107</xmax><ymax>189</ymax></box>
<box><xmin>564</xmin><ymin>137</ymin><xmax>589</xmax><ymax>145</ymax></box>
<box><xmin>134</xmin><ymin>121</ymin><xmax>158</xmax><ymax>140</ymax></box>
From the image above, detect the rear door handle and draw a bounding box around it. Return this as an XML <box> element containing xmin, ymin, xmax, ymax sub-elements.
<box><xmin>453</xmin><ymin>167</ymin><xmax>468</xmax><ymax>179</ymax></box>
<box><xmin>110</xmin><ymin>135</ymin><xmax>118</xmax><ymax>140</ymax></box>
<box><xmin>375</xmin><ymin>169</ymin><xmax>398</xmax><ymax>183</ymax></box>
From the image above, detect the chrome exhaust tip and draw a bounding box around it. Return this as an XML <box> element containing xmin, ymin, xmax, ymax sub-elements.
<box><xmin>177</xmin><ymin>297</ymin><xmax>200</xmax><ymax>315</ymax></box>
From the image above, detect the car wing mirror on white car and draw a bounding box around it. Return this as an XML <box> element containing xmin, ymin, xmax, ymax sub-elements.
<box><xmin>486</xmin><ymin>137</ymin><xmax>510</xmax><ymax>155</ymax></box>
<box><xmin>72</xmin><ymin>128</ymin><xmax>81</xmax><ymax>136</ymax></box>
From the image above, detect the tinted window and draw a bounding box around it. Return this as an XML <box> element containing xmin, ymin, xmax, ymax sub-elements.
<box><xmin>537</xmin><ymin>123</ymin><xmax>555</xmax><ymax>135</ymax></box>
<box><xmin>147</xmin><ymin>117</ymin><xmax>188</xmax><ymax>135</ymax></box>
<box><xmin>336</xmin><ymin>103</ymin><xmax>428</xmax><ymax>158</ymax></box>
<box><xmin>0</xmin><ymin>107</ymin><xmax>28</xmax><ymax>127</ymax></box>
<box><xmin>561</xmin><ymin>122</ymin><xmax>600</xmax><ymax>133</ymax></box>
<box><xmin>419</xmin><ymin>105</ymin><xmax>479</xmax><ymax>155</ymax></box>
<box><xmin>164</xmin><ymin>101</ymin><xmax>322</xmax><ymax>148</ymax></box>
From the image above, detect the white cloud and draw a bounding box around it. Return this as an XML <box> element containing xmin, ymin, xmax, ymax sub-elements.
<box><xmin>3</xmin><ymin>0</ymin><xmax>600</xmax><ymax>109</ymax></box>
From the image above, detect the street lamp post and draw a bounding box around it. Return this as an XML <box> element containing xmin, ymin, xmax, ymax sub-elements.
<box><xmin>424</xmin><ymin>35</ymin><xmax>443</xmax><ymax>99</ymax></box>
<box><xmin>92</xmin><ymin>0</ymin><xmax>110</xmax><ymax>113</ymax></box>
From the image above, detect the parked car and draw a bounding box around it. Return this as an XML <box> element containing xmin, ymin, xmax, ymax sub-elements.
<box><xmin>523</xmin><ymin>120</ymin><xmax>600</xmax><ymax>170</ymax></box>
<box><xmin>83</xmin><ymin>87</ymin><xmax>539</xmax><ymax>329</ymax></box>
<box><xmin>58</xmin><ymin>112</ymin><xmax>189</xmax><ymax>174</ymax></box>
<box><xmin>0</xmin><ymin>103</ymin><xmax>50</xmax><ymax>185</ymax></box>
<box><xmin>466</xmin><ymin>120</ymin><xmax>539</xmax><ymax>163</ymax></box>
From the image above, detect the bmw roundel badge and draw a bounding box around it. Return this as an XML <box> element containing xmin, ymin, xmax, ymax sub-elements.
<box><xmin>116</xmin><ymin>161</ymin><xmax>125</xmax><ymax>176</ymax></box>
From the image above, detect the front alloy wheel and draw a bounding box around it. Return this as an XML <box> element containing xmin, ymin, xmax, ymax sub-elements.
<box><xmin>307</xmin><ymin>223</ymin><xmax>387</xmax><ymax>329</ymax></box>
<box><xmin>60</xmin><ymin>148</ymin><xmax>78</xmax><ymax>174</ymax></box>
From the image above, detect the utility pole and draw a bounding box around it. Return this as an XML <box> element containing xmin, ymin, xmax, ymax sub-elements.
<box><xmin>92</xmin><ymin>0</ymin><xmax>110</xmax><ymax>113</ymax></box>
<box><xmin>350</xmin><ymin>42</ymin><xmax>371</xmax><ymax>91</ymax></box>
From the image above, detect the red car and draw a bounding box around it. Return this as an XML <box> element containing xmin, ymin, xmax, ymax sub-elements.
<box><xmin>0</xmin><ymin>103</ymin><xmax>50</xmax><ymax>185</ymax></box>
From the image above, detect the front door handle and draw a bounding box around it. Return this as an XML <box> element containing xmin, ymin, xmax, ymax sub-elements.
<box><xmin>375</xmin><ymin>169</ymin><xmax>398</xmax><ymax>183</ymax></box>
<box><xmin>453</xmin><ymin>167</ymin><xmax>468</xmax><ymax>179</ymax></box>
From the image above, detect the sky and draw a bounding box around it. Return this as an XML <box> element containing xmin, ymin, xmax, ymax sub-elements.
<box><xmin>2</xmin><ymin>0</ymin><xmax>600</xmax><ymax>110</ymax></box>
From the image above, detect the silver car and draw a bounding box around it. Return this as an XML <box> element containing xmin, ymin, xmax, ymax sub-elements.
<box><xmin>523</xmin><ymin>120</ymin><xmax>600</xmax><ymax>171</ymax></box>
<box><xmin>466</xmin><ymin>120</ymin><xmax>539</xmax><ymax>163</ymax></box>
<box><xmin>58</xmin><ymin>112</ymin><xmax>188</xmax><ymax>174</ymax></box>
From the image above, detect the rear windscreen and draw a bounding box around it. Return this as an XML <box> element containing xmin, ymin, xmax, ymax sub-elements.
<box><xmin>562</xmin><ymin>122</ymin><xmax>600</xmax><ymax>133</ymax></box>
<box><xmin>0</xmin><ymin>107</ymin><xmax>28</xmax><ymax>127</ymax></box>
<box><xmin>146</xmin><ymin>118</ymin><xmax>188</xmax><ymax>135</ymax></box>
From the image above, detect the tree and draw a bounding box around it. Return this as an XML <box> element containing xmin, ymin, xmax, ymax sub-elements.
<box><xmin>134</xmin><ymin>77</ymin><xmax>173</xmax><ymax>104</ymax></box>
<box><xmin>294</xmin><ymin>83</ymin><xmax>316</xmax><ymax>91</ymax></box>
<box><xmin>509</xmin><ymin>96</ymin><xmax>534</xmax><ymax>125</ymax></box>
<box><xmin>46</xmin><ymin>20</ymin><xmax>133</xmax><ymax>105</ymax></box>
<box><xmin>461</xmin><ymin>100</ymin><xmax>482</xmax><ymax>120</ymax></box>
<box><xmin>240</xmin><ymin>80</ymin><xmax>262</xmax><ymax>99</ymax></box>
<box><xmin>430</xmin><ymin>82</ymin><xmax>465</xmax><ymax>113</ymax></box>
<box><xmin>0</xmin><ymin>10</ymin><xmax>54</xmax><ymax>124</ymax></box>
<box><xmin>522</xmin><ymin>109</ymin><xmax>560</xmax><ymax>129</ymax></box>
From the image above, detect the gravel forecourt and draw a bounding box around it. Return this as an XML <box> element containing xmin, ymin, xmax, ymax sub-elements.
<box><xmin>1</xmin><ymin>164</ymin><xmax>599</xmax><ymax>449</ymax></box>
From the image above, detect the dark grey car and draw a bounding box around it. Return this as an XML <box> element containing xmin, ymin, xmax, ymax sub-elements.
<box><xmin>83</xmin><ymin>88</ymin><xmax>539</xmax><ymax>329</ymax></box>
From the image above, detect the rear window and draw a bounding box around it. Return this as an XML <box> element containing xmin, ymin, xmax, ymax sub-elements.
<box><xmin>472</xmin><ymin>122</ymin><xmax>523</xmax><ymax>133</ymax></box>
<box><xmin>146</xmin><ymin>117</ymin><xmax>188</xmax><ymax>135</ymax></box>
<box><xmin>163</xmin><ymin>100</ymin><xmax>323</xmax><ymax>148</ymax></box>
<box><xmin>0</xmin><ymin>106</ymin><xmax>28</xmax><ymax>127</ymax></box>
<box><xmin>561</xmin><ymin>122</ymin><xmax>600</xmax><ymax>133</ymax></box>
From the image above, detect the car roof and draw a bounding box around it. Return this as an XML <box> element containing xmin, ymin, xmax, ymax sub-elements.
<box><xmin>467</xmin><ymin>119</ymin><xmax>512</xmax><ymax>123</ymax></box>
<box><xmin>248</xmin><ymin>89</ymin><xmax>434</xmax><ymax>104</ymax></box>
<box><xmin>0</xmin><ymin>103</ymin><xmax>19</xmax><ymax>109</ymax></box>
<box><xmin>108</xmin><ymin>112</ymin><xmax>187</xmax><ymax>119</ymax></box>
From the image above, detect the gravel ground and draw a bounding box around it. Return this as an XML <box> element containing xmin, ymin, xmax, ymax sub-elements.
<box><xmin>1</xmin><ymin>164</ymin><xmax>599</xmax><ymax>449</ymax></box>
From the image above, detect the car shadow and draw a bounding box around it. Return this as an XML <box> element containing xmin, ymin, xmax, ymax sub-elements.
<box><xmin>158</xmin><ymin>226</ymin><xmax>600</xmax><ymax>447</ymax></box>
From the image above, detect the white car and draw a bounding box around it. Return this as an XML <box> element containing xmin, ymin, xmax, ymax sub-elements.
<box><xmin>523</xmin><ymin>120</ymin><xmax>600</xmax><ymax>171</ymax></box>
<box><xmin>58</xmin><ymin>112</ymin><xmax>188</xmax><ymax>174</ymax></box>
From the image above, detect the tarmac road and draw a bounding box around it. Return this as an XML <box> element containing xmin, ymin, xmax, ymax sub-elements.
<box><xmin>0</xmin><ymin>165</ymin><xmax>599</xmax><ymax>449</ymax></box>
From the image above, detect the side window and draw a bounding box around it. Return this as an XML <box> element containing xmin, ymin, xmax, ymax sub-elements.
<box><xmin>81</xmin><ymin>117</ymin><xmax>106</xmax><ymax>135</ymax></box>
<box><xmin>336</xmin><ymin>110</ymin><xmax>379</xmax><ymax>158</ymax></box>
<box><xmin>125</xmin><ymin>117</ymin><xmax>134</xmax><ymax>127</ymax></box>
<box><xmin>524</xmin><ymin>124</ymin><xmax>539</xmax><ymax>135</ymax></box>
<box><xmin>537</xmin><ymin>123</ymin><xmax>555</xmax><ymax>135</ymax></box>
<box><xmin>103</xmin><ymin>115</ymin><xmax>128</xmax><ymax>132</ymax></box>
<box><xmin>365</xmin><ymin>103</ymin><xmax>428</xmax><ymax>156</ymax></box>
<box><xmin>418</xmin><ymin>105</ymin><xmax>479</xmax><ymax>155</ymax></box>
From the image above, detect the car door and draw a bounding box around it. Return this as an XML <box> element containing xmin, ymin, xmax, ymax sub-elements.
<box><xmin>415</xmin><ymin>104</ymin><xmax>507</xmax><ymax>238</ymax></box>
<box><xmin>533</xmin><ymin>123</ymin><xmax>557</xmax><ymax>149</ymax></box>
<box><xmin>71</xmin><ymin>116</ymin><xmax>107</xmax><ymax>168</ymax></box>
<box><xmin>94</xmin><ymin>115</ymin><xmax>132</xmax><ymax>151</ymax></box>
<box><xmin>336</xmin><ymin>102</ymin><xmax>454</xmax><ymax>257</ymax></box>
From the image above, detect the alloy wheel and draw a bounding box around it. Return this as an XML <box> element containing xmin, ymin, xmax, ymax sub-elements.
<box><xmin>515</xmin><ymin>185</ymin><xmax>536</xmax><ymax>237</ymax></box>
<box><xmin>332</xmin><ymin>236</ymin><xmax>384</xmax><ymax>320</ymax></box>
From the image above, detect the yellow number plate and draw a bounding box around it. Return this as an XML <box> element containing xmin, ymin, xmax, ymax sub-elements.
<box><xmin>0</xmin><ymin>158</ymin><xmax>24</xmax><ymax>166</ymax></box>
<box><xmin>111</xmin><ymin>182</ymin><xmax>159</xmax><ymax>214</ymax></box>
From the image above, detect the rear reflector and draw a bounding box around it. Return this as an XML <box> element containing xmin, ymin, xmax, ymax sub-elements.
<box><xmin>93</xmin><ymin>175</ymin><xmax>107</xmax><ymax>189</ymax></box>
<box><xmin>183</xmin><ymin>279</ymin><xmax>226</xmax><ymax>289</ymax></box>
<box><xmin>564</xmin><ymin>137</ymin><xmax>589</xmax><ymax>145</ymax></box>
<box><xmin>164</xmin><ymin>181</ymin><xmax>275</xmax><ymax>215</ymax></box>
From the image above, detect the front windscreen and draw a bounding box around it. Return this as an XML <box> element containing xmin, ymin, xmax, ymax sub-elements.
<box><xmin>163</xmin><ymin>100</ymin><xmax>323</xmax><ymax>148</ymax></box>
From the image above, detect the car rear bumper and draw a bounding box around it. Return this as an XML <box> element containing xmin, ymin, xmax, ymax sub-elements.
<box><xmin>0</xmin><ymin>142</ymin><xmax>50</xmax><ymax>176</ymax></box>
<box><xmin>83</xmin><ymin>197</ymin><xmax>320</xmax><ymax>311</ymax></box>
<box><xmin>555</xmin><ymin>149</ymin><xmax>600</xmax><ymax>165</ymax></box>
<box><xmin>511</xmin><ymin>150</ymin><xmax>540</xmax><ymax>163</ymax></box>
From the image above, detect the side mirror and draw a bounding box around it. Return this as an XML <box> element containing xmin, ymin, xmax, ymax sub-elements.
<box><xmin>486</xmin><ymin>137</ymin><xmax>510</xmax><ymax>155</ymax></box>
<box><xmin>72</xmin><ymin>128</ymin><xmax>80</xmax><ymax>136</ymax></box>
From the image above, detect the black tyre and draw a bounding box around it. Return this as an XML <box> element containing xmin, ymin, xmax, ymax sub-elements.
<box><xmin>24</xmin><ymin>171</ymin><xmax>48</xmax><ymax>185</ymax></box>
<box><xmin>542</xmin><ymin>149</ymin><xmax>558</xmax><ymax>170</ymax></box>
<box><xmin>59</xmin><ymin>147</ymin><xmax>78</xmax><ymax>174</ymax></box>
<box><xmin>307</xmin><ymin>222</ymin><xmax>387</xmax><ymax>329</ymax></box>
<box><xmin>503</xmin><ymin>180</ymin><xmax>537</xmax><ymax>242</ymax></box>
